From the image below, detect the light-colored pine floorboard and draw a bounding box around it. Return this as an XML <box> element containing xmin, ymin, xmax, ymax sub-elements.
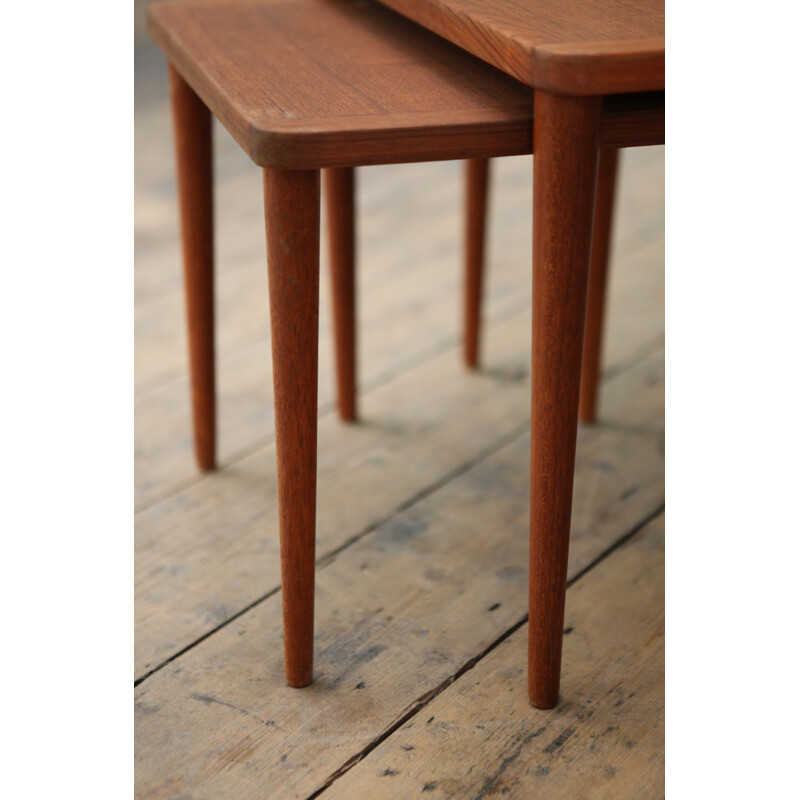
<box><xmin>135</xmin><ymin>44</ymin><xmax>664</xmax><ymax>799</ymax></box>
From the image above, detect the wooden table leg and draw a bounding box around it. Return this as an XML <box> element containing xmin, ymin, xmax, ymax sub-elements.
<box><xmin>324</xmin><ymin>167</ymin><xmax>357</xmax><ymax>422</ymax></box>
<box><xmin>464</xmin><ymin>158</ymin><xmax>489</xmax><ymax>369</ymax></box>
<box><xmin>529</xmin><ymin>91</ymin><xmax>601</xmax><ymax>709</ymax></box>
<box><xmin>264</xmin><ymin>168</ymin><xmax>321</xmax><ymax>688</ymax></box>
<box><xmin>169</xmin><ymin>65</ymin><xmax>216</xmax><ymax>471</ymax></box>
<box><xmin>580</xmin><ymin>148</ymin><xmax>619</xmax><ymax>424</ymax></box>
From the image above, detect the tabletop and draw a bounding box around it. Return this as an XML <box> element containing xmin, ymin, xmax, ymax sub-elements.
<box><xmin>375</xmin><ymin>0</ymin><xmax>665</xmax><ymax>95</ymax></box>
<box><xmin>148</xmin><ymin>0</ymin><xmax>536</xmax><ymax>167</ymax></box>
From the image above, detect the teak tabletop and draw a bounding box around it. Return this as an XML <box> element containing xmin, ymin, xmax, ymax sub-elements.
<box><xmin>148</xmin><ymin>0</ymin><xmax>535</xmax><ymax>168</ymax></box>
<box><xmin>375</xmin><ymin>0</ymin><xmax>665</xmax><ymax>94</ymax></box>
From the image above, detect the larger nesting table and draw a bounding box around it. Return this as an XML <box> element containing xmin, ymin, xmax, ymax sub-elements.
<box><xmin>375</xmin><ymin>0</ymin><xmax>665</xmax><ymax>707</ymax></box>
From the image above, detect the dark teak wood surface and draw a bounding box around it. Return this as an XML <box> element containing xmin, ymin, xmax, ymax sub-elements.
<box><xmin>375</xmin><ymin>0</ymin><xmax>664</xmax><ymax>94</ymax></box>
<box><xmin>147</xmin><ymin>0</ymin><xmax>663</xmax><ymax>169</ymax></box>
<box><xmin>148</xmin><ymin>0</ymin><xmax>531</xmax><ymax>168</ymax></box>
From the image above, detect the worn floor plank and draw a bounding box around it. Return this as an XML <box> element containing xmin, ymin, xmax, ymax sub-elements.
<box><xmin>135</xmin><ymin>307</ymin><xmax>530</xmax><ymax>679</ymax></box>
<box><xmin>321</xmin><ymin>515</ymin><xmax>665</xmax><ymax>800</ymax></box>
<box><xmin>135</xmin><ymin>281</ymin><xmax>663</xmax><ymax>680</ymax></box>
<box><xmin>134</xmin><ymin>346</ymin><xmax>662</xmax><ymax>799</ymax></box>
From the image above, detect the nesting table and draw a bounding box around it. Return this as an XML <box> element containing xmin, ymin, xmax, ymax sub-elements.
<box><xmin>374</xmin><ymin>0</ymin><xmax>665</xmax><ymax>708</ymax></box>
<box><xmin>150</xmin><ymin>0</ymin><xmax>664</xmax><ymax>710</ymax></box>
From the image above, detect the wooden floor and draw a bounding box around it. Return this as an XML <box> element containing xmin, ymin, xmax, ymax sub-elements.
<box><xmin>135</xmin><ymin>42</ymin><xmax>664</xmax><ymax>800</ymax></box>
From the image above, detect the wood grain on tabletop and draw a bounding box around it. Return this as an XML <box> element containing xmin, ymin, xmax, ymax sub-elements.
<box><xmin>147</xmin><ymin>0</ymin><xmax>663</xmax><ymax>169</ymax></box>
<box><xmin>146</xmin><ymin>0</ymin><xmax>532</xmax><ymax>168</ymax></box>
<box><xmin>375</xmin><ymin>0</ymin><xmax>665</xmax><ymax>94</ymax></box>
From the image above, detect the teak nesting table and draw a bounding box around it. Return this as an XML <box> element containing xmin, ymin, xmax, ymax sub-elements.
<box><xmin>148</xmin><ymin>0</ymin><xmax>664</xmax><ymax>709</ymax></box>
<box><xmin>376</xmin><ymin>0</ymin><xmax>664</xmax><ymax>707</ymax></box>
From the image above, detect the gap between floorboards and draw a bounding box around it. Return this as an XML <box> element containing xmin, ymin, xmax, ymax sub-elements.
<box><xmin>305</xmin><ymin>504</ymin><xmax>665</xmax><ymax>799</ymax></box>
<box><xmin>134</xmin><ymin>335</ymin><xmax>664</xmax><ymax>686</ymax></box>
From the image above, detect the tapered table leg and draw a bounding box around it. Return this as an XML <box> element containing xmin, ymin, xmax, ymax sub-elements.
<box><xmin>464</xmin><ymin>158</ymin><xmax>489</xmax><ymax>369</ymax></box>
<box><xmin>264</xmin><ymin>168</ymin><xmax>321</xmax><ymax>688</ymax></box>
<box><xmin>324</xmin><ymin>167</ymin><xmax>357</xmax><ymax>421</ymax></box>
<box><xmin>580</xmin><ymin>148</ymin><xmax>619</xmax><ymax>424</ymax></box>
<box><xmin>169</xmin><ymin>65</ymin><xmax>216</xmax><ymax>471</ymax></box>
<box><xmin>529</xmin><ymin>91</ymin><xmax>601</xmax><ymax>709</ymax></box>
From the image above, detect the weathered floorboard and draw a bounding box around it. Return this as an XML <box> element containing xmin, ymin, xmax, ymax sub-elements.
<box><xmin>134</xmin><ymin>306</ymin><xmax>663</xmax><ymax>680</ymax></box>
<box><xmin>134</xmin><ymin>346</ymin><xmax>662</xmax><ymax>798</ymax></box>
<box><xmin>322</xmin><ymin>515</ymin><xmax>665</xmax><ymax>799</ymax></box>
